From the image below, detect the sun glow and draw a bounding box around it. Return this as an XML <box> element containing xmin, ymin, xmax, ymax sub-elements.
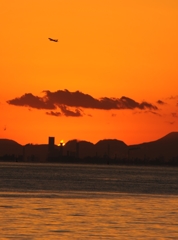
<box><xmin>58</xmin><ymin>140</ymin><xmax>65</xmax><ymax>146</ymax></box>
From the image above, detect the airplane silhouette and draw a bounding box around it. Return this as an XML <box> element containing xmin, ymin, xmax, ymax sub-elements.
<box><xmin>48</xmin><ymin>38</ymin><xmax>58</xmax><ymax>42</ymax></box>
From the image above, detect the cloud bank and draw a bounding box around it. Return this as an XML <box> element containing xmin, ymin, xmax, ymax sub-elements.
<box><xmin>7</xmin><ymin>89</ymin><xmax>158</xmax><ymax>117</ymax></box>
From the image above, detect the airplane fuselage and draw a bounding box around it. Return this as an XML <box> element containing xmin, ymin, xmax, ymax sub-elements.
<box><xmin>48</xmin><ymin>38</ymin><xmax>58</xmax><ymax>42</ymax></box>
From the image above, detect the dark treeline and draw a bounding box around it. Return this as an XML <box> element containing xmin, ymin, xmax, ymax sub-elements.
<box><xmin>37</xmin><ymin>155</ymin><xmax>178</xmax><ymax>166</ymax></box>
<box><xmin>0</xmin><ymin>154</ymin><xmax>23</xmax><ymax>162</ymax></box>
<box><xmin>0</xmin><ymin>154</ymin><xmax>178</xmax><ymax>166</ymax></box>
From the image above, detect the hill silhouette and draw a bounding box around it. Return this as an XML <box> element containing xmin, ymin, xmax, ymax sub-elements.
<box><xmin>95</xmin><ymin>139</ymin><xmax>127</xmax><ymax>158</ymax></box>
<box><xmin>23</xmin><ymin>144</ymin><xmax>48</xmax><ymax>162</ymax></box>
<box><xmin>0</xmin><ymin>139</ymin><xmax>22</xmax><ymax>156</ymax></box>
<box><xmin>0</xmin><ymin>132</ymin><xmax>178</xmax><ymax>164</ymax></box>
<box><xmin>64</xmin><ymin>139</ymin><xmax>95</xmax><ymax>158</ymax></box>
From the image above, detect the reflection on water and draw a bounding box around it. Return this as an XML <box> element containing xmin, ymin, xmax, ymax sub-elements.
<box><xmin>0</xmin><ymin>163</ymin><xmax>178</xmax><ymax>239</ymax></box>
<box><xmin>0</xmin><ymin>194</ymin><xmax>178</xmax><ymax>239</ymax></box>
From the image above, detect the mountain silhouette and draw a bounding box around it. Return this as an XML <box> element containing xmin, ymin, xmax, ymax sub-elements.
<box><xmin>23</xmin><ymin>144</ymin><xmax>48</xmax><ymax>162</ymax></box>
<box><xmin>0</xmin><ymin>139</ymin><xmax>22</xmax><ymax>156</ymax></box>
<box><xmin>0</xmin><ymin>132</ymin><xmax>178</xmax><ymax>164</ymax></box>
<box><xmin>129</xmin><ymin>132</ymin><xmax>178</xmax><ymax>162</ymax></box>
<box><xmin>156</xmin><ymin>132</ymin><xmax>178</xmax><ymax>142</ymax></box>
<box><xmin>95</xmin><ymin>139</ymin><xmax>127</xmax><ymax>158</ymax></box>
<box><xmin>64</xmin><ymin>140</ymin><xmax>95</xmax><ymax>158</ymax></box>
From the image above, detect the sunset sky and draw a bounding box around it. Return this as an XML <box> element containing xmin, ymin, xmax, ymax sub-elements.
<box><xmin>1</xmin><ymin>0</ymin><xmax>178</xmax><ymax>145</ymax></box>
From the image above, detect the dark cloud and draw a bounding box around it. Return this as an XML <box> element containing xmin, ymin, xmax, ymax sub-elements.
<box><xmin>46</xmin><ymin>111</ymin><xmax>61</xmax><ymax>117</ymax></box>
<box><xmin>7</xmin><ymin>93</ymin><xmax>55</xmax><ymax>109</ymax></box>
<box><xmin>119</xmin><ymin>96</ymin><xmax>157</xmax><ymax>110</ymax></box>
<box><xmin>7</xmin><ymin>89</ymin><xmax>158</xmax><ymax>117</ymax></box>
<box><xmin>44</xmin><ymin>90</ymin><xmax>119</xmax><ymax>110</ymax></box>
<box><xmin>157</xmin><ymin>100</ymin><xmax>166</xmax><ymax>105</ymax></box>
<box><xmin>60</xmin><ymin>106</ymin><xmax>82</xmax><ymax>117</ymax></box>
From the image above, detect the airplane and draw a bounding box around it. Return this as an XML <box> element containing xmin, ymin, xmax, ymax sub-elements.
<box><xmin>48</xmin><ymin>38</ymin><xmax>58</xmax><ymax>42</ymax></box>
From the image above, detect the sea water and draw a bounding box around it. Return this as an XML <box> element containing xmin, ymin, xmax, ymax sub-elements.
<box><xmin>0</xmin><ymin>163</ymin><xmax>177</xmax><ymax>239</ymax></box>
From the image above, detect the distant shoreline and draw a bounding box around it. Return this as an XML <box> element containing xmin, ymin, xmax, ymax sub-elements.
<box><xmin>0</xmin><ymin>159</ymin><xmax>177</xmax><ymax>167</ymax></box>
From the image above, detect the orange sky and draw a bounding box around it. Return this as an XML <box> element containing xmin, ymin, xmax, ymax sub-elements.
<box><xmin>1</xmin><ymin>0</ymin><xmax>178</xmax><ymax>145</ymax></box>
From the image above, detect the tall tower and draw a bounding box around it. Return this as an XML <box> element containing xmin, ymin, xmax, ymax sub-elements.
<box><xmin>48</xmin><ymin>137</ymin><xmax>55</xmax><ymax>154</ymax></box>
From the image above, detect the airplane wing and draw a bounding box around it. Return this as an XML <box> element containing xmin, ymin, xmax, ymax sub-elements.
<box><xmin>48</xmin><ymin>38</ymin><xmax>58</xmax><ymax>42</ymax></box>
